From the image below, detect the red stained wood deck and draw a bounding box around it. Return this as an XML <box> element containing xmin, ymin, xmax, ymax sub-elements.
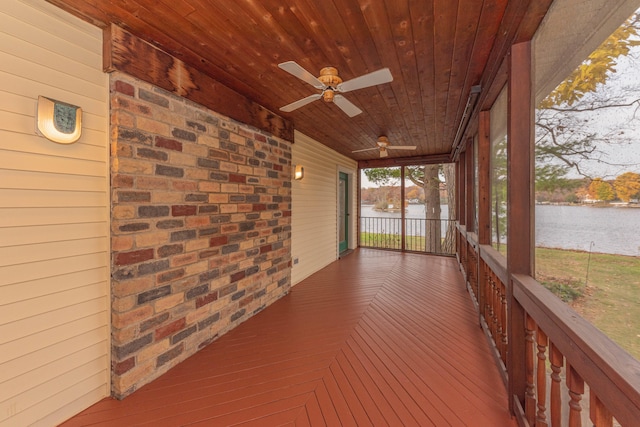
<box><xmin>61</xmin><ymin>249</ymin><xmax>515</xmax><ymax>426</ymax></box>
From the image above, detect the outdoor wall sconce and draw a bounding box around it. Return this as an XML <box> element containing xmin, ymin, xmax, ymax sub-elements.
<box><xmin>294</xmin><ymin>165</ymin><xmax>304</xmax><ymax>180</ymax></box>
<box><xmin>36</xmin><ymin>96</ymin><xmax>82</xmax><ymax>144</ymax></box>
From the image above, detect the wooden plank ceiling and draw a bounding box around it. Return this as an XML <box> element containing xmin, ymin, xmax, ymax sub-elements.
<box><xmin>47</xmin><ymin>0</ymin><xmax>552</xmax><ymax>162</ymax></box>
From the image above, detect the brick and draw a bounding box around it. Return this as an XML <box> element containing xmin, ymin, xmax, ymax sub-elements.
<box><xmin>157</xmin><ymin>219</ymin><xmax>184</xmax><ymax>229</ymax></box>
<box><xmin>115</xmin><ymin>80</ymin><xmax>135</xmax><ymax>96</ymax></box>
<box><xmin>158</xmin><ymin>268</ymin><xmax>185</xmax><ymax>283</ymax></box>
<box><xmin>113</xmin><ymin>174</ymin><xmax>134</xmax><ymax>188</ymax></box>
<box><xmin>170</xmin><ymin>325</ymin><xmax>197</xmax><ymax>345</ymax></box>
<box><xmin>116</xmin><ymin>128</ymin><xmax>153</xmax><ymax>144</ymax></box>
<box><xmin>231</xmin><ymin>309</ymin><xmax>246</xmax><ymax>322</ymax></box>
<box><xmin>136</xmin><ymin>176</ymin><xmax>169</xmax><ymax>190</ymax></box>
<box><xmin>113</xmin><ymin>357</ymin><xmax>135</xmax><ymax>375</ymax></box>
<box><xmin>137</xmin><ymin>285</ymin><xmax>171</xmax><ymax>304</ymax></box>
<box><xmin>158</xmin><ymin>244</ymin><xmax>183</xmax><ymax>258</ymax></box>
<box><xmin>172</xmin><ymin>128</ymin><xmax>197</xmax><ymax>141</ymax></box>
<box><xmin>140</xmin><ymin>312</ymin><xmax>170</xmax><ymax>332</ymax></box>
<box><xmin>138</xmin><ymin>205</ymin><xmax>170</xmax><ymax>218</ymax></box>
<box><xmin>152</xmin><ymin>191</ymin><xmax>183</xmax><ymax>204</ymax></box>
<box><xmin>172</xmin><ymin>252</ymin><xmax>199</xmax><ymax>267</ymax></box>
<box><xmin>114</xmin><ymin>333</ymin><xmax>153</xmax><ymax>359</ymax></box>
<box><xmin>186</xmin><ymin>193</ymin><xmax>208</xmax><ymax>202</ymax></box>
<box><xmin>113</xmin><ymin>206</ymin><xmax>136</xmax><ymax>220</ymax></box>
<box><xmin>115</xmin><ymin>248</ymin><xmax>154</xmax><ymax>266</ymax></box>
<box><xmin>219</xmin><ymin>284</ymin><xmax>237</xmax><ymax>297</ymax></box>
<box><xmin>156</xmin><ymin>164</ymin><xmax>184</xmax><ymax>178</ymax></box>
<box><xmin>172</xmin><ymin>205</ymin><xmax>197</xmax><ymax>216</ymax></box>
<box><xmin>139</xmin><ymin>88</ymin><xmax>170</xmax><ymax>108</ymax></box>
<box><xmin>155</xmin><ymin>293</ymin><xmax>184</xmax><ymax>312</ymax></box>
<box><xmin>186</xmin><ymin>284</ymin><xmax>210</xmax><ymax>300</ymax></box>
<box><xmin>186</xmin><ymin>120</ymin><xmax>206</xmax><ymax>132</ymax></box>
<box><xmin>138</xmin><ymin>259</ymin><xmax>170</xmax><ymax>276</ymax></box>
<box><xmin>115</xmin><ymin>158</ymin><xmax>154</xmax><ymax>175</ymax></box>
<box><xmin>186</xmin><ymin>216</ymin><xmax>210</xmax><ymax>227</ymax></box>
<box><xmin>157</xmin><ymin>343</ymin><xmax>184</xmax><ymax>367</ymax></box>
<box><xmin>173</xmin><ymin>180</ymin><xmax>198</xmax><ymax>191</ymax></box>
<box><xmin>196</xmin><ymin>292</ymin><xmax>218</xmax><ymax>308</ymax></box>
<box><xmin>155</xmin><ymin>318</ymin><xmax>186</xmax><ymax>340</ymax></box>
<box><xmin>209</xmin><ymin>235</ymin><xmax>228</xmax><ymax>247</ymax></box>
<box><xmin>118</xmin><ymin>191</ymin><xmax>151</xmax><ymax>202</ymax></box>
<box><xmin>137</xmin><ymin>147</ymin><xmax>168</xmax><ymax>161</ymax></box>
<box><xmin>155</xmin><ymin>136</ymin><xmax>183</xmax><ymax>152</ymax></box>
<box><xmin>112</xmin><ymin>235</ymin><xmax>134</xmax><ymax>251</ymax></box>
<box><xmin>138</xmin><ymin>117</ymin><xmax>170</xmax><ymax>135</ymax></box>
<box><xmin>199</xmin><ymin>269</ymin><xmax>220</xmax><ymax>283</ymax></box>
<box><xmin>199</xmin><ymin>182</ymin><xmax>221</xmax><ymax>193</ymax></box>
<box><xmin>222</xmin><ymin>244</ymin><xmax>240</xmax><ymax>254</ymax></box>
<box><xmin>171</xmin><ymin>229</ymin><xmax>197</xmax><ymax>242</ymax></box>
<box><xmin>197</xmin><ymin>158</ymin><xmax>219</xmax><ymax>169</ymax></box>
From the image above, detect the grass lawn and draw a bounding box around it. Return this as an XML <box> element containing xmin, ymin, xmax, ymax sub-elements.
<box><xmin>536</xmin><ymin>247</ymin><xmax>640</xmax><ymax>360</ymax></box>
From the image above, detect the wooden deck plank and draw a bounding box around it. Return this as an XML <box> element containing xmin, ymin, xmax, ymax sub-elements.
<box><xmin>61</xmin><ymin>249</ymin><xmax>516</xmax><ymax>427</ymax></box>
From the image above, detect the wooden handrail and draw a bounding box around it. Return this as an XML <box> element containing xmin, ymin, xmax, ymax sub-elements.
<box><xmin>479</xmin><ymin>244</ymin><xmax>508</xmax><ymax>286</ymax></box>
<box><xmin>513</xmin><ymin>273</ymin><xmax>640</xmax><ymax>426</ymax></box>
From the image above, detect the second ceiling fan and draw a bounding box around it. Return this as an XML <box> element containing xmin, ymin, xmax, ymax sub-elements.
<box><xmin>352</xmin><ymin>136</ymin><xmax>416</xmax><ymax>158</ymax></box>
<box><xmin>278</xmin><ymin>61</ymin><xmax>393</xmax><ymax>117</ymax></box>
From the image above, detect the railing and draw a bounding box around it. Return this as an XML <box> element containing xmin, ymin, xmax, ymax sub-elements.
<box><xmin>360</xmin><ymin>216</ymin><xmax>456</xmax><ymax>255</ymax></box>
<box><xmin>457</xmin><ymin>232</ymin><xmax>640</xmax><ymax>426</ymax></box>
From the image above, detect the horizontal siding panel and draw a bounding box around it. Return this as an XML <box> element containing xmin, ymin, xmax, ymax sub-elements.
<box><xmin>37</xmin><ymin>382</ymin><xmax>108</xmax><ymax>427</ymax></box>
<box><xmin>0</xmin><ymin>313</ymin><xmax>107</xmax><ymax>365</ymax></box>
<box><xmin>0</xmin><ymin>252</ymin><xmax>107</xmax><ymax>287</ymax></box>
<box><xmin>1</xmin><ymin>283</ymin><xmax>107</xmax><ymax>324</ymax></box>
<box><xmin>0</xmin><ymin>237</ymin><xmax>108</xmax><ymax>267</ymax></box>
<box><xmin>0</xmin><ymin>207</ymin><xmax>108</xmax><ymax>227</ymax></box>
<box><xmin>0</xmin><ymin>169</ymin><xmax>107</xmax><ymax>192</ymax></box>
<box><xmin>0</xmin><ymin>147</ymin><xmax>107</xmax><ymax>177</ymax></box>
<box><xmin>0</xmin><ymin>115</ymin><xmax>106</xmax><ymax>147</ymax></box>
<box><xmin>0</xmin><ymin>328</ymin><xmax>107</xmax><ymax>384</ymax></box>
<box><xmin>0</xmin><ymin>357</ymin><xmax>107</xmax><ymax>425</ymax></box>
<box><xmin>0</xmin><ymin>297</ymin><xmax>107</xmax><ymax>344</ymax></box>
<box><xmin>0</xmin><ymin>188</ymin><xmax>106</xmax><ymax>208</ymax></box>
<box><xmin>0</xmin><ymin>222</ymin><xmax>108</xmax><ymax>247</ymax></box>
<box><xmin>0</xmin><ymin>51</ymin><xmax>105</xmax><ymax>101</ymax></box>
<box><xmin>0</xmin><ymin>27</ymin><xmax>104</xmax><ymax>86</ymax></box>
<box><xmin>1</xmin><ymin>268</ymin><xmax>108</xmax><ymax>306</ymax></box>
<box><xmin>0</xmin><ymin>2</ymin><xmax>102</xmax><ymax>56</ymax></box>
<box><xmin>0</xmin><ymin>342</ymin><xmax>107</xmax><ymax>402</ymax></box>
<box><xmin>0</xmin><ymin>71</ymin><xmax>107</xmax><ymax>116</ymax></box>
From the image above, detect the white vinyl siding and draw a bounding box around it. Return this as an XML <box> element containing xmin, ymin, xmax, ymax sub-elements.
<box><xmin>0</xmin><ymin>1</ymin><xmax>110</xmax><ymax>426</ymax></box>
<box><xmin>291</xmin><ymin>131</ymin><xmax>358</xmax><ymax>285</ymax></box>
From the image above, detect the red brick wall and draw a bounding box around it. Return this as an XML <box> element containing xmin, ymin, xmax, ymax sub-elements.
<box><xmin>109</xmin><ymin>73</ymin><xmax>292</xmax><ymax>398</ymax></box>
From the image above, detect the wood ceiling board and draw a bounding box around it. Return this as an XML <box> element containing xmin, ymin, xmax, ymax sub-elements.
<box><xmin>46</xmin><ymin>0</ymin><xmax>553</xmax><ymax>161</ymax></box>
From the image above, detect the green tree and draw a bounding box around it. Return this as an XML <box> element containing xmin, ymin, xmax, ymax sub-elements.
<box><xmin>614</xmin><ymin>171</ymin><xmax>640</xmax><ymax>202</ymax></box>
<box><xmin>588</xmin><ymin>178</ymin><xmax>615</xmax><ymax>201</ymax></box>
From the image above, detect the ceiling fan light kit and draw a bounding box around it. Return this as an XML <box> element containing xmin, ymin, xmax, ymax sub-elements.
<box><xmin>278</xmin><ymin>61</ymin><xmax>392</xmax><ymax>117</ymax></box>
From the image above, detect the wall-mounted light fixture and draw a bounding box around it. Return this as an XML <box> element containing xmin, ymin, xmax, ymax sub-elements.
<box><xmin>36</xmin><ymin>96</ymin><xmax>82</xmax><ymax>144</ymax></box>
<box><xmin>294</xmin><ymin>164</ymin><xmax>304</xmax><ymax>180</ymax></box>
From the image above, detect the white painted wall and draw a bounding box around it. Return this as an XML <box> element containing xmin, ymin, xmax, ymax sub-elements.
<box><xmin>0</xmin><ymin>1</ymin><xmax>110</xmax><ymax>425</ymax></box>
<box><xmin>291</xmin><ymin>131</ymin><xmax>358</xmax><ymax>285</ymax></box>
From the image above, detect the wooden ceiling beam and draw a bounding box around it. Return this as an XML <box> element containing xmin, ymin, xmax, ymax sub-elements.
<box><xmin>103</xmin><ymin>24</ymin><xmax>294</xmax><ymax>142</ymax></box>
<box><xmin>358</xmin><ymin>153</ymin><xmax>452</xmax><ymax>169</ymax></box>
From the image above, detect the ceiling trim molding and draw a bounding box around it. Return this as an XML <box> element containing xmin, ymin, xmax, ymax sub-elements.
<box><xmin>358</xmin><ymin>154</ymin><xmax>452</xmax><ymax>169</ymax></box>
<box><xmin>103</xmin><ymin>24</ymin><xmax>294</xmax><ymax>142</ymax></box>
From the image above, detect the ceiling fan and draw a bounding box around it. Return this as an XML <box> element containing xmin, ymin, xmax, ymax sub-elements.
<box><xmin>352</xmin><ymin>136</ymin><xmax>417</xmax><ymax>158</ymax></box>
<box><xmin>278</xmin><ymin>61</ymin><xmax>393</xmax><ymax>117</ymax></box>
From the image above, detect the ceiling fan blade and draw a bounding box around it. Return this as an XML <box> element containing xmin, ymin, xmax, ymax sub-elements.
<box><xmin>386</xmin><ymin>145</ymin><xmax>417</xmax><ymax>150</ymax></box>
<box><xmin>278</xmin><ymin>61</ymin><xmax>325</xmax><ymax>89</ymax></box>
<box><xmin>337</xmin><ymin>68</ymin><xmax>393</xmax><ymax>93</ymax></box>
<box><xmin>333</xmin><ymin>94</ymin><xmax>362</xmax><ymax>117</ymax></box>
<box><xmin>380</xmin><ymin>149</ymin><xmax>389</xmax><ymax>158</ymax></box>
<box><xmin>279</xmin><ymin>94</ymin><xmax>322</xmax><ymax>112</ymax></box>
<box><xmin>351</xmin><ymin>147</ymin><xmax>379</xmax><ymax>153</ymax></box>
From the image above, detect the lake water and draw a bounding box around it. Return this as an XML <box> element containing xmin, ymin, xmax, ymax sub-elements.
<box><xmin>361</xmin><ymin>204</ymin><xmax>640</xmax><ymax>256</ymax></box>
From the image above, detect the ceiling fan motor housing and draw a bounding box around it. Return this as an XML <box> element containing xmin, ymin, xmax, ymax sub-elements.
<box><xmin>319</xmin><ymin>67</ymin><xmax>342</xmax><ymax>102</ymax></box>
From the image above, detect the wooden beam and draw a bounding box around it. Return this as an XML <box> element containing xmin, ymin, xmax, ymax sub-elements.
<box><xmin>357</xmin><ymin>153</ymin><xmax>452</xmax><ymax>170</ymax></box>
<box><xmin>458</xmin><ymin>151</ymin><xmax>466</xmax><ymax>227</ymax></box>
<box><xmin>506</xmin><ymin>41</ymin><xmax>534</xmax><ymax>415</ymax></box>
<box><xmin>465</xmin><ymin>138</ymin><xmax>475</xmax><ymax>232</ymax></box>
<box><xmin>103</xmin><ymin>24</ymin><xmax>294</xmax><ymax>142</ymax></box>
<box><xmin>478</xmin><ymin>111</ymin><xmax>491</xmax><ymax>245</ymax></box>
